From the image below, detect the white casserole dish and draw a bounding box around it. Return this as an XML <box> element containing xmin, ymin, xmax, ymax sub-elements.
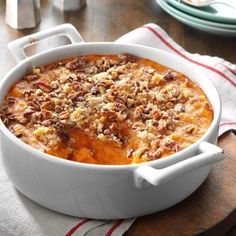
<box><xmin>0</xmin><ymin>24</ymin><xmax>224</xmax><ymax>219</ymax></box>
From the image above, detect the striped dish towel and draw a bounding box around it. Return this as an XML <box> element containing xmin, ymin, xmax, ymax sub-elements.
<box><xmin>0</xmin><ymin>23</ymin><xmax>235</xmax><ymax>236</ymax></box>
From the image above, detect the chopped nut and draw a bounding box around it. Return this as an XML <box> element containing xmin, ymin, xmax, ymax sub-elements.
<box><xmin>126</xmin><ymin>149</ymin><xmax>134</xmax><ymax>158</ymax></box>
<box><xmin>119</xmin><ymin>53</ymin><xmax>138</xmax><ymax>63</ymax></box>
<box><xmin>35</xmin><ymin>89</ymin><xmax>43</xmax><ymax>96</ymax></box>
<box><xmin>116</xmin><ymin>112</ymin><xmax>127</xmax><ymax>122</ymax></box>
<box><xmin>17</xmin><ymin>115</ymin><xmax>28</xmax><ymax>124</ymax></box>
<box><xmin>163</xmin><ymin>70</ymin><xmax>177</xmax><ymax>80</ymax></box>
<box><xmin>174</xmin><ymin>104</ymin><xmax>185</xmax><ymax>113</ymax></box>
<box><xmin>23</xmin><ymin>109</ymin><xmax>35</xmax><ymax>118</ymax></box>
<box><xmin>7</xmin><ymin>97</ymin><xmax>16</xmax><ymax>105</ymax></box>
<box><xmin>132</xmin><ymin>146</ymin><xmax>148</xmax><ymax>159</ymax></box>
<box><xmin>150</xmin><ymin>139</ymin><xmax>160</xmax><ymax>149</ymax></box>
<box><xmin>103</xmin><ymin>129</ymin><xmax>111</xmax><ymax>135</ymax></box>
<box><xmin>41</xmin><ymin>120</ymin><xmax>51</xmax><ymax>127</ymax></box>
<box><xmin>185</xmin><ymin>125</ymin><xmax>197</xmax><ymax>134</ymax></box>
<box><xmin>41</xmin><ymin>101</ymin><xmax>52</xmax><ymax>109</ymax></box>
<box><xmin>109</xmin><ymin>122</ymin><xmax>119</xmax><ymax>135</ymax></box>
<box><xmin>36</xmin><ymin>81</ymin><xmax>52</xmax><ymax>93</ymax></box>
<box><xmin>101</xmin><ymin>109</ymin><xmax>117</xmax><ymax>121</ymax></box>
<box><xmin>163</xmin><ymin>139</ymin><xmax>179</xmax><ymax>152</ymax></box>
<box><xmin>97</xmin><ymin>133</ymin><xmax>106</xmax><ymax>141</ymax></box>
<box><xmin>157</xmin><ymin>119</ymin><xmax>167</xmax><ymax>132</ymax></box>
<box><xmin>151</xmin><ymin>74</ymin><xmax>163</xmax><ymax>85</ymax></box>
<box><xmin>151</xmin><ymin>109</ymin><xmax>161</xmax><ymax>120</ymax></box>
<box><xmin>24</xmin><ymin>74</ymin><xmax>38</xmax><ymax>82</ymax></box>
<box><xmin>59</xmin><ymin>111</ymin><xmax>70</xmax><ymax>120</ymax></box>
<box><xmin>133</xmin><ymin>106</ymin><xmax>143</xmax><ymax>120</ymax></box>
<box><xmin>148</xmin><ymin>149</ymin><xmax>162</xmax><ymax>160</ymax></box>
<box><xmin>90</xmin><ymin>86</ymin><xmax>99</xmax><ymax>95</ymax></box>
<box><xmin>65</xmin><ymin>57</ymin><xmax>87</xmax><ymax>70</ymax></box>
<box><xmin>51</xmin><ymin>80</ymin><xmax>59</xmax><ymax>89</ymax></box>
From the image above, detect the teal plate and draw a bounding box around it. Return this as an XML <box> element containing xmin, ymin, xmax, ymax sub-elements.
<box><xmin>156</xmin><ymin>0</ymin><xmax>236</xmax><ymax>36</ymax></box>
<box><xmin>163</xmin><ymin>0</ymin><xmax>236</xmax><ymax>30</ymax></box>
<box><xmin>166</xmin><ymin>0</ymin><xmax>236</xmax><ymax>24</ymax></box>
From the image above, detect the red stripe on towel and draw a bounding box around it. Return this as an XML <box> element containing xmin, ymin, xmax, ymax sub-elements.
<box><xmin>142</xmin><ymin>25</ymin><xmax>236</xmax><ymax>87</ymax></box>
<box><xmin>220</xmin><ymin>121</ymin><xmax>236</xmax><ymax>127</ymax></box>
<box><xmin>105</xmin><ymin>219</ymin><xmax>124</xmax><ymax>236</ymax></box>
<box><xmin>65</xmin><ymin>219</ymin><xmax>92</xmax><ymax>236</ymax></box>
<box><xmin>221</xmin><ymin>63</ymin><xmax>236</xmax><ymax>77</ymax></box>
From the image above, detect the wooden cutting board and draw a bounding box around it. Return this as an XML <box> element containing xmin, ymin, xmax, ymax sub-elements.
<box><xmin>125</xmin><ymin>132</ymin><xmax>236</xmax><ymax>236</ymax></box>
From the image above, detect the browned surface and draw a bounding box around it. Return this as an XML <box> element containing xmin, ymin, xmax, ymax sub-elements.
<box><xmin>2</xmin><ymin>55</ymin><xmax>213</xmax><ymax>165</ymax></box>
<box><xmin>0</xmin><ymin>0</ymin><xmax>235</xmax><ymax>235</ymax></box>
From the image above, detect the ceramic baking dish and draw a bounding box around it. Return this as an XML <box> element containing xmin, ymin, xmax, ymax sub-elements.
<box><xmin>0</xmin><ymin>24</ymin><xmax>224</xmax><ymax>219</ymax></box>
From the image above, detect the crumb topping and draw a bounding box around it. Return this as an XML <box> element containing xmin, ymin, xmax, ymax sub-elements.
<box><xmin>0</xmin><ymin>54</ymin><xmax>213</xmax><ymax>164</ymax></box>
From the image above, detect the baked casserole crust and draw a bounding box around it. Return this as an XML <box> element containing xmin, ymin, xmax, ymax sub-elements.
<box><xmin>0</xmin><ymin>54</ymin><xmax>213</xmax><ymax>165</ymax></box>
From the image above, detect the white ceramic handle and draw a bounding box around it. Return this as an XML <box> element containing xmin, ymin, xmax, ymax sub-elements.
<box><xmin>134</xmin><ymin>142</ymin><xmax>224</xmax><ymax>189</ymax></box>
<box><xmin>8</xmin><ymin>24</ymin><xmax>84</xmax><ymax>63</ymax></box>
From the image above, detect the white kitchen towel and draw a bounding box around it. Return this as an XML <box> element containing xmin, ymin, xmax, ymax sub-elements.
<box><xmin>0</xmin><ymin>23</ymin><xmax>236</xmax><ymax>236</ymax></box>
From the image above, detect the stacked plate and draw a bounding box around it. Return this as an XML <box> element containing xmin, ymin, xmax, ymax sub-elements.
<box><xmin>156</xmin><ymin>0</ymin><xmax>236</xmax><ymax>36</ymax></box>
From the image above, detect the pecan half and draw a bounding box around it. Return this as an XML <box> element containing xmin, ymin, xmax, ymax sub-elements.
<box><xmin>36</xmin><ymin>81</ymin><xmax>52</xmax><ymax>93</ymax></box>
<box><xmin>65</xmin><ymin>57</ymin><xmax>87</xmax><ymax>70</ymax></box>
<box><xmin>24</xmin><ymin>74</ymin><xmax>38</xmax><ymax>82</ymax></box>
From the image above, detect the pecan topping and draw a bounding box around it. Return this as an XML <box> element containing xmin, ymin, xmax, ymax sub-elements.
<box><xmin>7</xmin><ymin>97</ymin><xmax>16</xmax><ymax>105</ymax></box>
<box><xmin>157</xmin><ymin>119</ymin><xmax>167</xmax><ymax>132</ymax></box>
<box><xmin>120</xmin><ymin>53</ymin><xmax>138</xmax><ymax>63</ymax></box>
<box><xmin>65</xmin><ymin>57</ymin><xmax>87</xmax><ymax>70</ymax></box>
<box><xmin>163</xmin><ymin>70</ymin><xmax>177</xmax><ymax>80</ymax></box>
<box><xmin>24</xmin><ymin>74</ymin><xmax>38</xmax><ymax>82</ymax></box>
<box><xmin>148</xmin><ymin>149</ymin><xmax>163</xmax><ymax>160</ymax></box>
<box><xmin>28</xmin><ymin>101</ymin><xmax>40</xmax><ymax>111</ymax></box>
<box><xmin>101</xmin><ymin>110</ymin><xmax>117</xmax><ymax>121</ymax></box>
<box><xmin>23</xmin><ymin>109</ymin><xmax>35</xmax><ymax>118</ymax></box>
<box><xmin>36</xmin><ymin>81</ymin><xmax>52</xmax><ymax>93</ymax></box>
<box><xmin>126</xmin><ymin>149</ymin><xmax>134</xmax><ymax>158</ymax></box>
<box><xmin>0</xmin><ymin>53</ymin><xmax>213</xmax><ymax>164</ymax></box>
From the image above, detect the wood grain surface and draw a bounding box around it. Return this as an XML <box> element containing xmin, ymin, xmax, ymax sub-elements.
<box><xmin>0</xmin><ymin>0</ymin><xmax>235</xmax><ymax>235</ymax></box>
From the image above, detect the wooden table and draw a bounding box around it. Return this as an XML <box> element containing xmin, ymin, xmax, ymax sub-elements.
<box><xmin>0</xmin><ymin>0</ymin><xmax>235</xmax><ymax>235</ymax></box>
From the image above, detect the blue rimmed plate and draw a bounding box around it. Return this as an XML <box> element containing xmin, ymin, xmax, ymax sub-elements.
<box><xmin>167</xmin><ymin>0</ymin><xmax>236</xmax><ymax>24</ymax></box>
<box><xmin>156</xmin><ymin>0</ymin><xmax>236</xmax><ymax>36</ymax></box>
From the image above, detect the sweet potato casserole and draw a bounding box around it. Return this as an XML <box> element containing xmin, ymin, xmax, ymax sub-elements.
<box><xmin>0</xmin><ymin>54</ymin><xmax>213</xmax><ymax>165</ymax></box>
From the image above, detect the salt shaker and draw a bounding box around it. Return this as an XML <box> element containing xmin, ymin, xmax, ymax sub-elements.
<box><xmin>53</xmin><ymin>0</ymin><xmax>86</xmax><ymax>11</ymax></box>
<box><xmin>5</xmin><ymin>0</ymin><xmax>40</xmax><ymax>29</ymax></box>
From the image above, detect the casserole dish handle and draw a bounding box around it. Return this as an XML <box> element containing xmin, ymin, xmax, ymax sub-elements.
<box><xmin>134</xmin><ymin>142</ymin><xmax>224</xmax><ymax>189</ymax></box>
<box><xmin>8</xmin><ymin>24</ymin><xmax>84</xmax><ymax>62</ymax></box>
